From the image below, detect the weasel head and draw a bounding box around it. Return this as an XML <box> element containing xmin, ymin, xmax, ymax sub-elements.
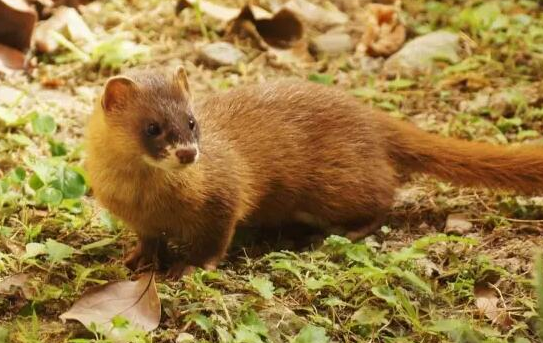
<box><xmin>98</xmin><ymin>65</ymin><xmax>201</xmax><ymax>172</ymax></box>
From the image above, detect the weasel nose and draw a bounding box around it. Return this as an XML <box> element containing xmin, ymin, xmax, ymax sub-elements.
<box><xmin>175</xmin><ymin>147</ymin><xmax>197</xmax><ymax>164</ymax></box>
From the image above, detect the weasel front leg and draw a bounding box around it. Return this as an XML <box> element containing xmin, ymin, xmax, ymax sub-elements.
<box><xmin>167</xmin><ymin>220</ymin><xmax>237</xmax><ymax>278</ymax></box>
<box><xmin>124</xmin><ymin>235</ymin><xmax>168</xmax><ymax>271</ymax></box>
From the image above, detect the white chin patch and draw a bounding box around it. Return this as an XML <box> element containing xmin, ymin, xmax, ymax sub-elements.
<box><xmin>142</xmin><ymin>143</ymin><xmax>199</xmax><ymax>171</ymax></box>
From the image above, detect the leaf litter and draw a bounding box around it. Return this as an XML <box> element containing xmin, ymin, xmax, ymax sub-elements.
<box><xmin>0</xmin><ymin>0</ymin><xmax>36</xmax><ymax>72</ymax></box>
<box><xmin>60</xmin><ymin>272</ymin><xmax>161</xmax><ymax>334</ymax></box>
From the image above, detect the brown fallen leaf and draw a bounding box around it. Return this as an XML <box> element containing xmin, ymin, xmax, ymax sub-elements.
<box><xmin>0</xmin><ymin>273</ymin><xmax>32</xmax><ymax>314</ymax></box>
<box><xmin>0</xmin><ymin>44</ymin><xmax>26</xmax><ymax>74</ymax></box>
<box><xmin>439</xmin><ymin>72</ymin><xmax>490</xmax><ymax>92</ymax></box>
<box><xmin>34</xmin><ymin>6</ymin><xmax>95</xmax><ymax>53</ymax></box>
<box><xmin>0</xmin><ymin>273</ymin><xmax>29</xmax><ymax>295</ymax></box>
<box><xmin>41</xmin><ymin>76</ymin><xmax>66</xmax><ymax>88</ymax></box>
<box><xmin>226</xmin><ymin>5</ymin><xmax>311</xmax><ymax>66</ymax></box>
<box><xmin>0</xmin><ymin>0</ymin><xmax>37</xmax><ymax>52</ymax></box>
<box><xmin>359</xmin><ymin>3</ymin><xmax>405</xmax><ymax>57</ymax></box>
<box><xmin>0</xmin><ymin>235</ymin><xmax>25</xmax><ymax>256</ymax></box>
<box><xmin>474</xmin><ymin>283</ymin><xmax>513</xmax><ymax>330</ymax></box>
<box><xmin>60</xmin><ymin>272</ymin><xmax>161</xmax><ymax>333</ymax></box>
<box><xmin>0</xmin><ymin>0</ymin><xmax>36</xmax><ymax>72</ymax></box>
<box><xmin>178</xmin><ymin>0</ymin><xmax>303</xmax><ymax>49</ymax></box>
<box><xmin>178</xmin><ymin>0</ymin><xmax>310</xmax><ymax>65</ymax></box>
<box><xmin>228</xmin><ymin>6</ymin><xmax>304</xmax><ymax>49</ymax></box>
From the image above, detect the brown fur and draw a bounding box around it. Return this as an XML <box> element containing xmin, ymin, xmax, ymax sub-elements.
<box><xmin>85</xmin><ymin>69</ymin><xmax>543</xmax><ymax>276</ymax></box>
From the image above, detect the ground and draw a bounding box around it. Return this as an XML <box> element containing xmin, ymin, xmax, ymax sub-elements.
<box><xmin>0</xmin><ymin>0</ymin><xmax>543</xmax><ymax>342</ymax></box>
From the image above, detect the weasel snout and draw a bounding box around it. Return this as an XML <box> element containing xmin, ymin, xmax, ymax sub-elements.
<box><xmin>176</xmin><ymin>146</ymin><xmax>198</xmax><ymax>164</ymax></box>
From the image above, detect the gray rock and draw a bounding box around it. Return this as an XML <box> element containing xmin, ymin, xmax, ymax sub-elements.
<box><xmin>310</xmin><ymin>32</ymin><xmax>353</xmax><ymax>55</ymax></box>
<box><xmin>198</xmin><ymin>42</ymin><xmax>245</xmax><ymax>67</ymax></box>
<box><xmin>445</xmin><ymin>213</ymin><xmax>474</xmax><ymax>235</ymax></box>
<box><xmin>384</xmin><ymin>31</ymin><xmax>460</xmax><ymax>77</ymax></box>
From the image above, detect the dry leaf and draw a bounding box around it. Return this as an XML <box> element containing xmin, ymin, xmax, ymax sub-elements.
<box><xmin>29</xmin><ymin>0</ymin><xmax>95</xmax><ymax>19</ymax></box>
<box><xmin>359</xmin><ymin>3</ymin><xmax>405</xmax><ymax>57</ymax></box>
<box><xmin>0</xmin><ymin>273</ymin><xmax>31</xmax><ymax>313</ymax></box>
<box><xmin>40</xmin><ymin>76</ymin><xmax>66</xmax><ymax>88</ymax></box>
<box><xmin>178</xmin><ymin>1</ymin><xmax>304</xmax><ymax>50</ymax></box>
<box><xmin>439</xmin><ymin>72</ymin><xmax>490</xmax><ymax>91</ymax></box>
<box><xmin>0</xmin><ymin>44</ymin><xmax>26</xmax><ymax>74</ymax></box>
<box><xmin>226</xmin><ymin>5</ymin><xmax>304</xmax><ymax>49</ymax></box>
<box><xmin>0</xmin><ymin>273</ymin><xmax>29</xmax><ymax>295</ymax></box>
<box><xmin>176</xmin><ymin>0</ymin><xmax>271</xmax><ymax>22</ymax></box>
<box><xmin>177</xmin><ymin>0</ymin><xmax>310</xmax><ymax>64</ymax></box>
<box><xmin>226</xmin><ymin>4</ymin><xmax>310</xmax><ymax>67</ymax></box>
<box><xmin>0</xmin><ymin>0</ymin><xmax>36</xmax><ymax>72</ymax></box>
<box><xmin>283</xmin><ymin>0</ymin><xmax>348</xmax><ymax>29</ymax></box>
<box><xmin>0</xmin><ymin>0</ymin><xmax>37</xmax><ymax>51</ymax></box>
<box><xmin>60</xmin><ymin>272</ymin><xmax>161</xmax><ymax>333</ymax></box>
<box><xmin>0</xmin><ymin>235</ymin><xmax>24</xmax><ymax>256</ymax></box>
<box><xmin>474</xmin><ymin>283</ymin><xmax>513</xmax><ymax>330</ymax></box>
<box><xmin>34</xmin><ymin>6</ymin><xmax>95</xmax><ymax>53</ymax></box>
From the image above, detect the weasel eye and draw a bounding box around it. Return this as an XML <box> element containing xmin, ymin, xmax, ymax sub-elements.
<box><xmin>146</xmin><ymin>123</ymin><xmax>161</xmax><ymax>136</ymax></box>
<box><xmin>188</xmin><ymin>118</ymin><xmax>195</xmax><ymax>131</ymax></box>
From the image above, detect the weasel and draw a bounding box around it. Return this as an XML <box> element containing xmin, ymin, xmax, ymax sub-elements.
<box><xmin>85</xmin><ymin>66</ymin><xmax>543</xmax><ymax>276</ymax></box>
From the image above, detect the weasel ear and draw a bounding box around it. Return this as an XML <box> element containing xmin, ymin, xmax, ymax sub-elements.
<box><xmin>175</xmin><ymin>65</ymin><xmax>191</xmax><ymax>98</ymax></box>
<box><xmin>102</xmin><ymin>76</ymin><xmax>137</xmax><ymax>113</ymax></box>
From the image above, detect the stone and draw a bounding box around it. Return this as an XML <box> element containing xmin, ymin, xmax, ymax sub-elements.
<box><xmin>445</xmin><ymin>213</ymin><xmax>474</xmax><ymax>235</ymax></box>
<box><xmin>384</xmin><ymin>31</ymin><xmax>461</xmax><ymax>77</ymax></box>
<box><xmin>198</xmin><ymin>42</ymin><xmax>245</xmax><ymax>67</ymax></box>
<box><xmin>310</xmin><ymin>33</ymin><xmax>353</xmax><ymax>55</ymax></box>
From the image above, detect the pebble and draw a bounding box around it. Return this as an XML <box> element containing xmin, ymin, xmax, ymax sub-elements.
<box><xmin>310</xmin><ymin>32</ymin><xmax>353</xmax><ymax>55</ymax></box>
<box><xmin>199</xmin><ymin>42</ymin><xmax>245</xmax><ymax>67</ymax></box>
<box><xmin>384</xmin><ymin>31</ymin><xmax>460</xmax><ymax>77</ymax></box>
<box><xmin>445</xmin><ymin>213</ymin><xmax>474</xmax><ymax>235</ymax></box>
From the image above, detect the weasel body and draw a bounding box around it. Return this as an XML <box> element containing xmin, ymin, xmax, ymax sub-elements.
<box><xmin>86</xmin><ymin>67</ymin><xmax>543</xmax><ymax>276</ymax></box>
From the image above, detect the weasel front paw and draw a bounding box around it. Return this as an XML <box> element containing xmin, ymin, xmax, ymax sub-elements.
<box><xmin>166</xmin><ymin>261</ymin><xmax>217</xmax><ymax>279</ymax></box>
<box><xmin>124</xmin><ymin>241</ymin><xmax>155</xmax><ymax>271</ymax></box>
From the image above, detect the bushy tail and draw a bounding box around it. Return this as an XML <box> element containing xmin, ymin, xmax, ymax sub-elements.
<box><xmin>381</xmin><ymin>115</ymin><xmax>543</xmax><ymax>194</ymax></box>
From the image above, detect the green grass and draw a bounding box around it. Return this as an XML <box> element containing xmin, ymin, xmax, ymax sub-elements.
<box><xmin>1</xmin><ymin>0</ymin><xmax>543</xmax><ymax>342</ymax></box>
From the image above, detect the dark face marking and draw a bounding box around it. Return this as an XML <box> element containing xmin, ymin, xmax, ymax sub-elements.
<box><xmin>140</xmin><ymin>110</ymin><xmax>200</xmax><ymax>160</ymax></box>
